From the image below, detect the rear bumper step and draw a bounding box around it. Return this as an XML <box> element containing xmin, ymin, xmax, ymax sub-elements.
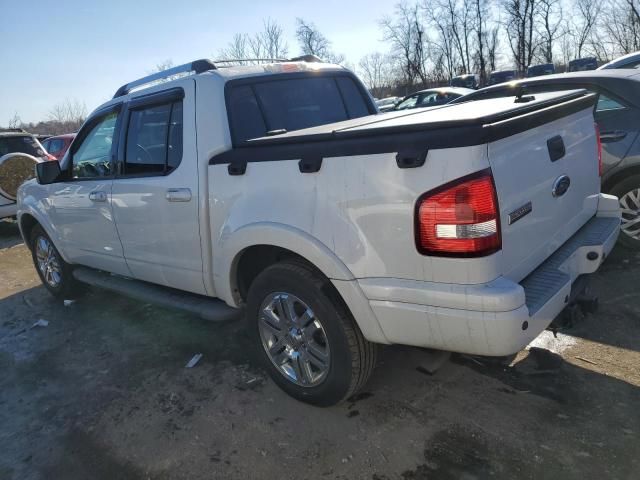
<box><xmin>72</xmin><ymin>267</ymin><xmax>241</xmax><ymax>322</ymax></box>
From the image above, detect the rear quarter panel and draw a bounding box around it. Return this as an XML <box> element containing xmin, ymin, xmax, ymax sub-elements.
<box><xmin>209</xmin><ymin>144</ymin><xmax>503</xmax><ymax>299</ymax></box>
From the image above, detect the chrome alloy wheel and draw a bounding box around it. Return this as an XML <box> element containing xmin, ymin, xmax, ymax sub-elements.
<box><xmin>620</xmin><ymin>188</ymin><xmax>640</xmax><ymax>241</ymax></box>
<box><xmin>35</xmin><ymin>236</ymin><xmax>62</xmax><ymax>288</ymax></box>
<box><xmin>258</xmin><ymin>292</ymin><xmax>330</xmax><ymax>387</ymax></box>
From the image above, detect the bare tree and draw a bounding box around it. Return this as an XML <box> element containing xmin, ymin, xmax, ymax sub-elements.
<box><xmin>217</xmin><ymin>19</ymin><xmax>289</xmax><ymax>64</ymax></box>
<box><xmin>536</xmin><ymin>0</ymin><xmax>563</xmax><ymax>63</ymax></box>
<box><xmin>295</xmin><ymin>18</ymin><xmax>344</xmax><ymax>63</ymax></box>
<box><xmin>601</xmin><ymin>0</ymin><xmax>640</xmax><ymax>56</ymax></box>
<box><xmin>7</xmin><ymin>112</ymin><xmax>21</xmax><ymax>129</ymax></box>
<box><xmin>571</xmin><ymin>0</ymin><xmax>600</xmax><ymax>58</ymax></box>
<box><xmin>473</xmin><ymin>0</ymin><xmax>488</xmax><ymax>84</ymax></box>
<box><xmin>503</xmin><ymin>0</ymin><xmax>540</xmax><ymax>74</ymax></box>
<box><xmin>358</xmin><ymin>53</ymin><xmax>395</xmax><ymax>97</ymax></box>
<box><xmin>48</xmin><ymin>99</ymin><xmax>87</xmax><ymax>126</ymax></box>
<box><xmin>380</xmin><ymin>2</ymin><xmax>428</xmax><ymax>88</ymax></box>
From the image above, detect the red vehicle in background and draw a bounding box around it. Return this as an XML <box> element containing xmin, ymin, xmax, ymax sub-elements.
<box><xmin>41</xmin><ymin>133</ymin><xmax>75</xmax><ymax>160</ymax></box>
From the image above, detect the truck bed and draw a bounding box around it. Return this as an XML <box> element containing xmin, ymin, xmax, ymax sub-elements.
<box><xmin>211</xmin><ymin>90</ymin><xmax>595</xmax><ymax>165</ymax></box>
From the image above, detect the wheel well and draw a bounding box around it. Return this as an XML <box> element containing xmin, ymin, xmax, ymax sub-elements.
<box><xmin>234</xmin><ymin>245</ymin><xmax>324</xmax><ymax>303</ymax></box>
<box><xmin>603</xmin><ymin>165</ymin><xmax>640</xmax><ymax>193</ymax></box>
<box><xmin>19</xmin><ymin>214</ymin><xmax>38</xmax><ymax>249</ymax></box>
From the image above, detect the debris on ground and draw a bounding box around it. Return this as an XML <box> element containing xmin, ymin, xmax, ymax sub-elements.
<box><xmin>574</xmin><ymin>356</ymin><xmax>598</xmax><ymax>366</ymax></box>
<box><xmin>185</xmin><ymin>353</ymin><xmax>203</xmax><ymax>368</ymax></box>
<box><xmin>63</xmin><ymin>299</ymin><xmax>76</xmax><ymax>307</ymax></box>
<box><xmin>31</xmin><ymin>319</ymin><xmax>49</xmax><ymax>329</ymax></box>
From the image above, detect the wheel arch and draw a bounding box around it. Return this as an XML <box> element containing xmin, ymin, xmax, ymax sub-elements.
<box><xmin>217</xmin><ymin>222</ymin><xmax>355</xmax><ymax>307</ymax></box>
<box><xmin>216</xmin><ymin>223</ymin><xmax>389</xmax><ymax>345</ymax></box>
<box><xmin>602</xmin><ymin>164</ymin><xmax>640</xmax><ymax>194</ymax></box>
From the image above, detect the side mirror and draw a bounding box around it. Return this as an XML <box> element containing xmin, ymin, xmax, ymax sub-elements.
<box><xmin>36</xmin><ymin>160</ymin><xmax>63</xmax><ymax>185</ymax></box>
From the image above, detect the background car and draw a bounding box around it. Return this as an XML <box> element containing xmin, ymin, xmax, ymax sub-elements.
<box><xmin>375</xmin><ymin>96</ymin><xmax>400</xmax><ymax>112</ymax></box>
<box><xmin>0</xmin><ymin>129</ymin><xmax>50</xmax><ymax>159</ymax></box>
<box><xmin>450</xmin><ymin>69</ymin><xmax>640</xmax><ymax>249</ymax></box>
<box><xmin>391</xmin><ymin>87</ymin><xmax>474</xmax><ymax>111</ymax></box>
<box><xmin>568</xmin><ymin>57</ymin><xmax>598</xmax><ymax>71</ymax></box>
<box><xmin>598</xmin><ymin>51</ymin><xmax>640</xmax><ymax>70</ymax></box>
<box><xmin>0</xmin><ymin>129</ymin><xmax>53</xmax><ymax>219</ymax></box>
<box><xmin>527</xmin><ymin>63</ymin><xmax>556</xmax><ymax>77</ymax></box>
<box><xmin>488</xmin><ymin>69</ymin><xmax>518</xmax><ymax>85</ymax></box>
<box><xmin>41</xmin><ymin>133</ymin><xmax>75</xmax><ymax>160</ymax></box>
<box><xmin>450</xmin><ymin>73</ymin><xmax>479</xmax><ymax>89</ymax></box>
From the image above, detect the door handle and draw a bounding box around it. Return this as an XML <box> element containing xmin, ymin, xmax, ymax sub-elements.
<box><xmin>600</xmin><ymin>130</ymin><xmax>627</xmax><ymax>143</ymax></box>
<box><xmin>166</xmin><ymin>188</ymin><xmax>192</xmax><ymax>202</ymax></box>
<box><xmin>88</xmin><ymin>191</ymin><xmax>107</xmax><ymax>202</ymax></box>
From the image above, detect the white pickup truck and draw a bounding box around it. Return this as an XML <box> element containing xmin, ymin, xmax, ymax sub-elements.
<box><xmin>18</xmin><ymin>58</ymin><xmax>620</xmax><ymax>406</ymax></box>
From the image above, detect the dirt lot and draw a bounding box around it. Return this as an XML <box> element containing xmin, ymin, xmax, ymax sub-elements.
<box><xmin>0</xmin><ymin>219</ymin><xmax>638</xmax><ymax>480</ymax></box>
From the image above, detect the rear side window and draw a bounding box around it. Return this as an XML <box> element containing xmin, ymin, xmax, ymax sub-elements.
<box><xmin>596</xmin><ymin>94</ymin><xmax>626</xmax><ymax>113</ymax></box>
<box><xmin>124</xmin><ymin>100</ymin><xmax>183</xmax><ymax>175</ymax></box>
<box><xmin>228</xmin><ymin>75</ymin><xmax>371</xmax><ymax>143</ymax></box>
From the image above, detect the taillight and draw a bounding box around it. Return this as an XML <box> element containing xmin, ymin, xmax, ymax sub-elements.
<box><xmin>416</xmin><ymin>169</ymin><xmax>501</xmax><ymax>257</ymax></box>
<box><xmin>595</xmin><ymin>123</ymin><xmax>603</xmax><ymax>176</ymax></box>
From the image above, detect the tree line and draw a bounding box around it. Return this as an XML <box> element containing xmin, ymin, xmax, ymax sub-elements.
<box><xmin>5</xmin><ymin>1</ymin><xmax>640</xmax><ymax>131</ymax></box>
<box><xmin>364</xmin><ymin>0</ymin><xmax>640</xmax><ymax>96</ymax></box>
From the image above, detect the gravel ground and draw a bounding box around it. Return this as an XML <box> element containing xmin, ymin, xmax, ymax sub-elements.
<box><xmin>0</xmin><ymin>219</ymin><xmax>638</xmax><ymax>480</ymax></box>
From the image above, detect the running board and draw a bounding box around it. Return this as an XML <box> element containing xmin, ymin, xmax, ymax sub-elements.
<box><xmin>72</xmin><ymin>267</ymin><xmax>241</xmax><ymax>322</ymax></box>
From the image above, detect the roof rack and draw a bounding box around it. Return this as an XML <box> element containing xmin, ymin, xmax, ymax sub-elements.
<box><xmin>112</xmin><ymin>54</ymin><xmax>325</xmax><ymax>99</ymax></box>
<box><xmin>0</xmin><ymin>128</ymin><xmax>27</xmax><ymax>134</ymax></box>
<box><xmin>112</xmin><ymin>59</ymin><xmax>217</xmax><ymax>98</ymax></box>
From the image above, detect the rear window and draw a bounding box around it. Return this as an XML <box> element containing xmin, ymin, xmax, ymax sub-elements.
<box><xmin>228</xmin><ymin>75</ymin><xmax>371</xmax><ymax>143</ymax></box>
<box><xmin>0</xmin><ymin>136</ymin><xmax>43</xmax><ymax>157</ymax></box>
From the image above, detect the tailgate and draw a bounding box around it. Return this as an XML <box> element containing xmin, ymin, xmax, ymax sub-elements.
<box><xmin>488</xmin><ymin>95</ymin><xmax>600</xmax><ymax>282</ymax></box>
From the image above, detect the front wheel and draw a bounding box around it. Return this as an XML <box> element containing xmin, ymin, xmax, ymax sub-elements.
<box><xmin>29</xmin><ymin>225</ymin><xmax>83</xmax><ymax>298</ymax></box>
<box><xmin>610</xmin><ymin>174</ymin><xmax>640</xmax><ymax>250</ymax></box>
<box><xmin>246</xmin><ymin>261</ymin><xmax>377</xmax><ymax>406</ymax></box>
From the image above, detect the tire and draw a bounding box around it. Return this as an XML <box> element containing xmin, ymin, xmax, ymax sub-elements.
<box><xmin>246</xmin><ymin>261</ymin><xmax>377</xmax><ymax>406</ymax></box>
<box><xmin>610</xmin><ymin>174</ymin><xmax>640</xmax><ymax>250</ymax></box>
<box><xmin>29</xmin><ymin>225</ymin><xmax>84</xmax><ymax>299</ymax></box>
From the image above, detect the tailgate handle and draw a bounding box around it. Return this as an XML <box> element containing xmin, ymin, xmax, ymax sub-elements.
<box><xmin>396</xmin><ymin>150</ymin><xmax>428</xmax><ymax>169</ymax></box>
<box><xmin>547</xmin><ymin>136</ymin><xmax>565</xmax><ymax>162</ymax></box>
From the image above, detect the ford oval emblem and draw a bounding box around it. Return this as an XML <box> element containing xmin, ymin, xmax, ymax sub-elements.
<box><xmin>552</xmin><ymin>175</ymin><xmax>571</xmax><ymax>197</ymax></box>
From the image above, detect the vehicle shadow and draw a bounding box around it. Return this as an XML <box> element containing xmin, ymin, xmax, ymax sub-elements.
<box><xmin>0</xmin><ymin>219</ymin><xmax>23</xmax><ymax>249</ymax></box>
<box><xmin>562</xmin><ymin>243</ymin><xmax>640</xmax><ymax>353</ymax></box>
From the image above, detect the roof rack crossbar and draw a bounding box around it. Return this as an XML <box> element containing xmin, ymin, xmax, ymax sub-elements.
<box><xmin>112</xmin><ymin>59</ymin><xmax>216</xmax><ymax>99</ymax></box>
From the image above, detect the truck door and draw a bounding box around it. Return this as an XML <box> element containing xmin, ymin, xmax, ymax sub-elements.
<box><xmin>110</xmin><ymin>79</ymin><xmax>205</xmax><ymax>294</ymax></box>
<box><xmin>48</xmin><ymin>105</ymin><xmax>131</xmax><ymax>276</ymax></box>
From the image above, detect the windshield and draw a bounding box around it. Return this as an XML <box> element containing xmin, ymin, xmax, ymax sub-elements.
<box><xmin>0</xmin><ymin>136</ymin><xmax>44</xmax><ymax>157</ymax></box>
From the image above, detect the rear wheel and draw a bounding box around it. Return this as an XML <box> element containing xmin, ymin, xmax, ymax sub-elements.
<box><xmin>29</xmin><ymin>225</ymin><xmax>83</xmax><ymax>298</ymax></box>
<box><xmin>611</xmin><ymin>175</ymin><xmax>640</xmax><ymax>250</ymax></box>
<box><xmin>246</xmin><ymin>261</ymin><xmax>377</xmax><ymax>406</ymax></box>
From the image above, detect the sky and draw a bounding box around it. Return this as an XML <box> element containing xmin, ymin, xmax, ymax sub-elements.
<box><xmin>0</xmin><ymin>0</ymin><xmax>393</xmax><ymax>125</ymax></box>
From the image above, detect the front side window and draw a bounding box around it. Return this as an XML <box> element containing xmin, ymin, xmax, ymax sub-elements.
<box><xmin>124</xmin><ymin>100</ymin><xmax>183</xmax><ymax>175</ymax></box>
<box><xmin>72</xmin><ymin>112</ymin><xmax>117</xmax><ymax>178</ymax></box>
